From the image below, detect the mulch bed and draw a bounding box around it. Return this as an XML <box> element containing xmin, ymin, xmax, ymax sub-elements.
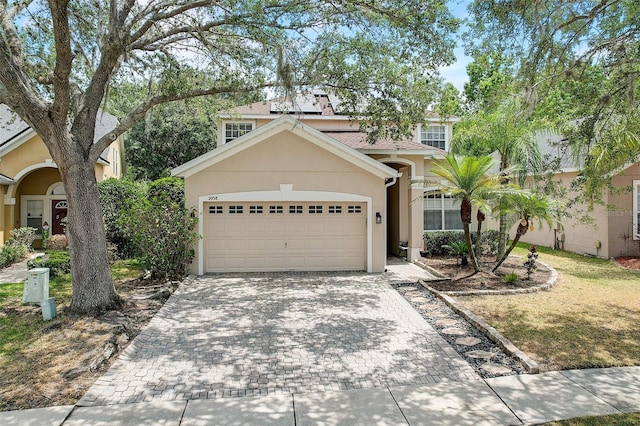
<box><xmin>614</xmin><ymin>256</ymin><xmax>640</xmax><ymax>271</ymax></box>
<box><xmin>422</xmin><ymin>255</ymin><xmax>551</xmax><ymax>292</ymax></box>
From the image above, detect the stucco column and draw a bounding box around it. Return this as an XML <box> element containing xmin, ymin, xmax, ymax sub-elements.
<box><xmin>407</xmin><ymin>183</ymin><xmax>424</xmax><ymax>261</ymax></box>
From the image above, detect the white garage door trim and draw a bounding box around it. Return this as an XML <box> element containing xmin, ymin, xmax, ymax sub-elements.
<box><xmin>197</xmin><ymin>184</ymin><xmax>373</xmax><ymax>274</ymax></box>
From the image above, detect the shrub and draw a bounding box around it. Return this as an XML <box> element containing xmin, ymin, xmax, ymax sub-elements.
<box><xmin>0</xmin><ymin>245</ymin><xmax>21</xmax><ymax>268</ymax></box>
<box><xmin>147</xmin><ymin>177</ymin><xmax>185</xmax><ymax>207</ymax></box>
<box><xmin>47</xmin><ymin>234</ymin><xmax>68</xmax><ymax>251</ymax></box>
<box><xmin>0</xmin><ymin>227</ymin><xmax>36</xmax><ymax>268</ymax></box>
<box><xmin>7</xmin><ymin>227</ymin><xmax>37</xmax><ymax>248</ymax></box>
<box><xmin>27</xmin><ymin>251</ymin><xmax>71</xmax><ymax>278</ymax></box>
<box><xmin>502</xmin><ymin>271</ymin><xmax>519</xmax><ymax>284</ymax></box>
<box><xmin>524</xmin><ymin>245</ymin><xmax>539</xmax><ymax>279</ymax></box>
<box><xmin>477</xmin><ymin>229</ymin><xmax>501</xmax><ymax>256</ymax></box>
<box><xmin>120</xmin><ymin>177</ymin><xmax>198</xmax><ymax>279</ymax></box>
<box><xmin>442</xmin><ymin>241</ymin><xmax>470</xmax><ymax>266</ymax></box>
<box><xmin>423</xmin><ymin>231</ymin><xmax>466</xmax><ymax>256</ymax></box>
<box><xmin>98</xmin><ymin>178</ymin><xmax>142</xmax><ymax>258</ymax></box>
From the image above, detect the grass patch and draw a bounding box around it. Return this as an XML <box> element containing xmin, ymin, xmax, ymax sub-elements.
<box><xmin>457</xmin><ymin>244</ymin><xmax>640</xmax><ymax>371</ymax></box>
<box><xmin>0</xmin><ymin>261</ymin><xmax>143</xmax><ymax>410</ymax></box>
<box><xmin>543</xmin><ymin>412</ymin><xmax>640</xmax><ymax>425</ymax></box>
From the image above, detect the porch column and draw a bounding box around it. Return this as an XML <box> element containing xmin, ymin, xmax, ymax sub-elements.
<box><xmin>407</xmin><ymin>181</ymin><xmax>424</xmax><ymax>261</ymax></box>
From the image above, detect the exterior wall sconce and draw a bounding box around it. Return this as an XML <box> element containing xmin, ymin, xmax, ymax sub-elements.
<box><xmin>376</xmin><ymin>212</ymin><xmax>382</xmax><ymax>224</ymax></box>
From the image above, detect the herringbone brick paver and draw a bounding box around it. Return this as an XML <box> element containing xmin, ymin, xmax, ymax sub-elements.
<box><xmin>79</xmin><ymin>273</ymin><xmax>479</xmax><ymax>406</ymax></box>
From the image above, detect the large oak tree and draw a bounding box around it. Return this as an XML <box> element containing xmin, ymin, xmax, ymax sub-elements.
<box><xmin>0</xmin><ymin>0</ymin><xmax>459</xmax><ymax>315</ymax></box>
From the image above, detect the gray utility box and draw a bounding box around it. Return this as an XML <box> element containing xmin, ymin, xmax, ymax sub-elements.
<box><xmin>22</xmin><ymin>268</ymin><xmax>50</xmax><ymax>305</ymax></box>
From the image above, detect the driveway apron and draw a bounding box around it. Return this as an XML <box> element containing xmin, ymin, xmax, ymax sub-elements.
<box><xmin>79</xmin><ymin>273</ymin><xmax>479</xmax><ymax>406</ymax></box>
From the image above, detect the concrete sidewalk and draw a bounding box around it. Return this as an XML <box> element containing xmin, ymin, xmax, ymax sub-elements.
<box><xmin>3</xmin><ymin>366</ymin><xmax>639</xmax><ymax>425</ymax></box>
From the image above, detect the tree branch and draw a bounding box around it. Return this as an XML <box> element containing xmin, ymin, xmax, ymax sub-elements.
<box><xmin>90</xmin><ymin>82</ymin><xmax>276</xmax><ymax>159</ymax></box>
<box><xmin>49</xmin><ymin>0</ymin><xmax>73</xmax><ymax>123</ymax></box>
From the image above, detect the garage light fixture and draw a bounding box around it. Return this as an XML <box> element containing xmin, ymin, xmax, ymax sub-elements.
<box><xmin>376</xmin><ymin>212</ymin><xmax>382</xmax><ymax>224</ymax></box>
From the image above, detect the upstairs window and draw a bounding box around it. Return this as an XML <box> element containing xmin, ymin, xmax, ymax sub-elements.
<box><xmin>224</xmin><ymin>122</ymin><xmax>254</xmax><ymax>143</ymax></box>
<box><xmin>421</xmin><ymin>125</ymin><xmax>446</xmax><ymax>150</ymax></box>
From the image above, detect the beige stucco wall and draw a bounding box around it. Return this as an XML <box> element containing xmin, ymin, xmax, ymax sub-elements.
<box><xmin>608</xmin><ymin>163</ymin><xmax>640</xmax><ymax>257</ymax></box>
<box><xmin>185</xmin><ymin>129</ymin><xmax>388</xmax><ymax>273</ymax></box>
<box><xmin>1</xmin><ymin>133</ymin><xmax>124</xmax><ymax>244</ymax></box>
<box><xmin>516</xmin><ymin>171</ymin><xmax>610</xmax><ymax>257</ymax></box>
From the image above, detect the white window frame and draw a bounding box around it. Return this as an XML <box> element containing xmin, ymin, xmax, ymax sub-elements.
<box><xmin>420</xmin><ymin>125</ymin><xmax>447</xmax><ymax>150</ymax></box>
<box><xmin>423</xmin><ymin>190</ymin><xmax>463</xmax><ymax>232</ymax></box>
<box><xmin>634</xmin><ymin>180</ymin><xmax>640</xmax><ymax>240</ymax></box>
<box><xmin>223</xmin><ymin>121</ymin><xmax>254</xmax><ymax>144</ymax></box>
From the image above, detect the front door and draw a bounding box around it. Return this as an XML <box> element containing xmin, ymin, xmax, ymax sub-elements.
<box><xmin>51</xmin><ymin>200</ymin><xmax>68</xmax><ymax>235</ymax></box>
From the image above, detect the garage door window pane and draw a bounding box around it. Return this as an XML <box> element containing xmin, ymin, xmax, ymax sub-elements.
<box><xmin>289</xmin><ymin>205</ymin><xmax>303</xmax><ymax>214</ymax></box>
<box><xmin>348</xmin><ymin>205</ymin><xmax>362</xmax><ymax>214</ymax></box>
<box><xmin>229</xmin><ymin>205</ymin><xmax>243</xmax><ymax>214</ymax></box>
<box><xmin>329</xmin><ymin>205</ymin><xmax>342</xmax><ymax>214</ymax></box>
<box><xmin>309</xmin><ymin>205</ymin><xmax>323</xmax><ymax>214</ymax></box>
<box><xmin>249</xmin><ymin>205</ymin><xmax>263</xmax><ymax>214</ymax></box>
<box><xmin>208</xmin><ymin>205</ymin><xmax>223</xmax><ymax>214</ymax></box>
<box><xmin>269</xmin><ymin>205</ymin><xmax>283</xmax><ymax>214</ymax></box>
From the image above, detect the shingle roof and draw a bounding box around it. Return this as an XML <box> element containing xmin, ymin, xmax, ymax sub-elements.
<box><xmin>325</xmin><ymin>131</ymin><xmax>445</xmax><ymax>153</ymax></box>
<box><xmin>0</xmin><ymin>104</ymin><xmax>31</xmax><ymax>147</ymax></box>
<box><xmin>0</xmin><ymin>173</ymin><xmax>15</xmax><ymax>184</ymax></box>
<box><xmin>1</xmin><ymin>104</ymin><xmax>119</xmax><ymax>163</ymax></box>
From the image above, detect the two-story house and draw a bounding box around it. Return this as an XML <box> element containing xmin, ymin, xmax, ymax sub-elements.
<box><xmin>172</xmin><ymin>91</ymin><xmax>459</xmax><ymax>274</ymax></box>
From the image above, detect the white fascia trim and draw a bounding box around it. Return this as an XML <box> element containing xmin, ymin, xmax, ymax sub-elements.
<box><xmin>634</xmin><ymin>180</ymin><xmax>639</xmax><ymax>240</ymax></box>
<box><xmin>357</xmin><ymin>149</ymin><xmax>438</xmax><ymax>156</ymax></box>
<box><xmin>197</xmin><ymin>184</ymin><xmax>374</xmax><ymax>275</ymax></box>
<box><xmin>0</xmin><ymin>128</ymin><xmax>37</xmax><ymax>157</ymax></box>
<box><xmin>173</xmin><ymin>115</ymin><xmax>399</xmax><ymax>180</ymax></box>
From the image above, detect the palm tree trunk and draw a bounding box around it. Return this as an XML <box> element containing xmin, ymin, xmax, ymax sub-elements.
<box><xmin>493</xmin><ymin>223</ymin><xmax>528</xmax><ymax>272</ymax></box>
<box><xmin>464</xmin><ymin>222</ymin><xmax>480</xmax><ymax>273</ymax></box>
<box><xmin>476</xmin><ymin>209</ymin><xmax>485</xmax><ymax>241</ymax></box>
<box><xmin>497</xmin><ymin>211</ymin><xmax>508</xmax><ymax>259</ymax></box>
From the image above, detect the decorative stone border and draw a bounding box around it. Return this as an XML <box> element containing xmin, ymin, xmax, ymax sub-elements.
<box><xmin>420</xmin><ymin>281</ymin><xmax>541</xmax><ymax>374</ymax></box>
<box><xmin>414</xmin><ymin>258</ymin><xmax>559</xmax><ymax>296</ymax></box>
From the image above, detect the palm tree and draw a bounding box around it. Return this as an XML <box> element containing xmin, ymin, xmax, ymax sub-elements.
<box><xmin>431</xmin><ymin>154</ymin><xmax>498</xmax><ymax>273</ymax></box>
<box><xmin>492</xmin><ymin>192</ymin><xmax>559</xmax><ymax>272</ymax></box>
<box><xmin>451</xmin><ymin>97</ymin><xmax>546</xmax><ymax>258</ymax></box>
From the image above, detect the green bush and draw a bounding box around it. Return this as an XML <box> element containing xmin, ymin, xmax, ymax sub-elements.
<box><xmin>0</xmin><ymin>227</ymin><xmax>36</xmax><ymax>268</ymax></box>
<box><xmin>27</xmin><ymin>251</ymin><xmax>71</xmax><ymax>278</ymax></box>
<box><xmin>502</xmin><ymin>271</ymin><xmax>519</xmax><ymax>284</ymax></box>
<box><xmin>46</xmin><ymin>234</ymin><xmax>68</xmax><ymax>251</ymax></box>
<box><xmin>424</xmin><ymin>229</ymin><xmax>502</xmax><ymax>257</ymax></box>
<box><xmin>98</xmin><ymin>178</ymin><xmax>142</xmax><ymax>258</ymax></box>
<box><xmin>423</xmin><ymin>231</ymin><xmax>466</xmax><ymax>256</ymax></box>
<box><xmin>477</xmin><ymin>229</ymin><xmax>501</xmax><ymax>256</ymax></box>
<box><xmin>120</xmin><ymin>177</ymin><xmax>198</xmax><ymax>279</ymax></box>
<box><xmin>147</xmin><ymin>177</ymin><xmax>185</xmax><ymax>207</ymax></box>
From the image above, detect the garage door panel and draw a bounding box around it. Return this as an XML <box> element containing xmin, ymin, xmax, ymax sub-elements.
<box><xmin>204</xmin><ymin>202</ymin><xmax>365</xmax><ymax>273</ymax></box>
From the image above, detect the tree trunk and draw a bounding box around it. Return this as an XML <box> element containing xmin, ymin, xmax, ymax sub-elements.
<box><xmin>463</xmin><ymin>222</ymin><xmax>480</xmax><ymax>273</ymax></box>
<box><xmin>497</xmin><ymin>211</ymin><xmax>508</xmax><ymax>259</ymax></box>
<box><xmin>476</xmin><ymin>209</ymin><xmax>485</xmax><ymax>241</ymax></box>
<box><xmin>63</xmin><ymin>154</ymin><xmax>121</xmax><ymax>315</ymax></box>
<box><xmin>493</xmin><ymin>222</ymin><xmax>528</xmax><ymax>272</ymax></box>
<box><xmin>460</xmin><ymin>199</ymin><xmax>479</xmax><ymax>272</ymax></box>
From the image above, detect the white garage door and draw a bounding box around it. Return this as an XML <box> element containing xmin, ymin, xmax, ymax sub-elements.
<box><xmin>203</xmin><ymin>202</ymin><xmax>366</xmax><ymax>272</ymax></box>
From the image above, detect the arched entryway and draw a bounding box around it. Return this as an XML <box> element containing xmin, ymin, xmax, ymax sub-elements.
<box><xmin>5</xmin><ymin>164</ymin><xmax>66</xmax><ymax>246</ymax></box>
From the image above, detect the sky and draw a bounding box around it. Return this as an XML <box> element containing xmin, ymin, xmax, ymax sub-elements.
<box><xmin>440</xmin><ymin>0</ymin><xmax>472</xmax><ymax>92</ymax></box>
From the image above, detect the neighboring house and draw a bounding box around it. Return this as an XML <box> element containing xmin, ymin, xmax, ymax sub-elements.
<box><xmin>518</xmin><ymin>130</ymin><xmax>640</xmax><ymax>258</ymax></box>
<box><xmin>172</xmin><ymin>91</ymin><xmax>459</xmax><ymax>274</ymax></box>
<box><xmin>0</xmin><ymin>105</ymin><xmax>124</xmax><ymax>247</ymax></box>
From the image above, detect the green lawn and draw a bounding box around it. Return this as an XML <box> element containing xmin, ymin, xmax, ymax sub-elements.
<box><xmin>543</xmin><ymin>412</ymin><xmax>640</xmax><ymax>425</ymax></box>
<box><xmin>0</xmin><ymin>260</ymin><xmax>142</xmax><ymax>410</ymax></box>
<box><xmin>458</xmin><ymin>244</ymin><xmax>640</xmax><ymax>371</ymax></box>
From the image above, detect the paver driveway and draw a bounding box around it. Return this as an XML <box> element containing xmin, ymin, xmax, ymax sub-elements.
<box><xmin>80</xmin><ymin>273</ymin><xmax>479</xmax><ymax>406</ymax></box>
